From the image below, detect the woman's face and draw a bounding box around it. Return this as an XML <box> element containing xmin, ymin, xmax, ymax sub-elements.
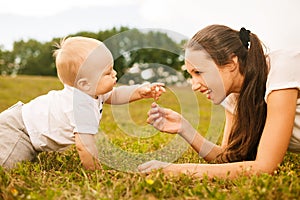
<box><xmin>185</xmin><ymin>49</ymin><xmax>226</xmax><ymax>104</ymax></box>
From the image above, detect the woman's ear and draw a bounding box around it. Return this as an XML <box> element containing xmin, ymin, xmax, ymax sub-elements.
<box><xmin>76</xmin><ymin>78</ymin><xmax>91</xmax><ymax>92</ymax></box>
<box><xmin>227</xmin><ymin>55</ymin><xmax>239</xmax><ymax>72</ymax></box>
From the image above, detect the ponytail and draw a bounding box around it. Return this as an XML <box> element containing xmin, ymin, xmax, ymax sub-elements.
<box><xmin>223</xmin><ymin>32</ymin><xmax>268</xmax><ymax>162</ymax></box>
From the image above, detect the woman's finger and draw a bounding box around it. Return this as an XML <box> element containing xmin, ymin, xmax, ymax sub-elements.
<box><xmin>148</xmin><ymin>107</ymin><xmax>159</xmax><ymax>116</ymax></box>
<box><xmin>157</xmin><ymin>107</ymin><xmax>168</xmax><ymax>117</ymax></box>
<box><xmin>147</xmin><ymin>113</ymin><xmax>161</xmax><ymax>124</ymax></box>
<box><xmin>152</xmin><ymin>116</ymin><xmax>163</xmax><ymax>129</ymax></box>
<box><xmin>149</xmin><ymin>103</ymin><xmax>168</xmax><ymax>117</ymax></box>
<box><xmin>151</xmin><ymin>102</ymin><xmax>158</xmax><ymax>107</ymax></box>
<box><xmin>138</xmin><ymin>160</ymin><xmax>157</xmax><ymax>172</ymax></box>
<box><xmin>138</xmin><ymin>160</ymin><xmax>170</xmax><ymax>173</ymax></box>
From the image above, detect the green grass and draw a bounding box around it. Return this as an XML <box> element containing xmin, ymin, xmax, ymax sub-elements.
<box><xmin>0</xmin><ymin>75</ymin><xmax>299</xmax><ymax>200</ymax></box>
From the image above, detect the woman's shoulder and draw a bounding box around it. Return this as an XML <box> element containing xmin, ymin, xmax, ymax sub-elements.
<box><xmin>268</xmin><ymin>49</ymin><xmax>300</xmax><ymax>66</ymax></box>
<box><xmin>265</xmin><ymin>49</ymin><xmax>300</xmax><ymax>102</ymax></box>
<box><xmin>267</xmin><ymin>49</ymin><xmax>300</xmax><ymax>75</ymax></box>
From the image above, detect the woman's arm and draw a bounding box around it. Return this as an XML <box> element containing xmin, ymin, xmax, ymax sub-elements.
<box><xmin>183</xmin><ymin>109</ymin><xmax>234</xmax><ymax>161</ymax></box>
<box><xmin>147</xmin><ymin>103</ymin><xmax>234</xmax><ymax>161</ymax></box>
<box><xmin>255</xmin><ymin>88</ymin><xmax>297</xmax><ymax>172</ymax></box>
<box><xmin>74</xmin><ymin>133</ymin><xmax>102</xmax><ymax>170</ymax></box>
<box><xmin>140</xmin><ymin>89</ymin><xmax>298</xmax><ymax>179</ymax></box>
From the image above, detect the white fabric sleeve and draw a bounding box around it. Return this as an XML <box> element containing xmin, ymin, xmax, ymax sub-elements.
<box><xmin>220</xmin><ymin>93</ymin><xmax>238</xmax><ymax>114</ymax></box>
<box><xmin>73</xmin><ymin>89</ymin><xmax>100</xmax><ymax>134</ymax></box>
<box><xmin>265</xmin><ymin>50</ymin><xmax>300</xmax><ymax>101</ymax></box>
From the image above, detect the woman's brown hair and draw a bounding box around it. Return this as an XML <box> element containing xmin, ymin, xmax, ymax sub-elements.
<box><xmin>186</xmin><ymin>24</ymin><xmax>268</xmax><ymax>162</ymax></box>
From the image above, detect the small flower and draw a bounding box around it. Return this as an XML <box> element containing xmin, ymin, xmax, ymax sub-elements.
<box><xmin>288</xmin><ymin>170</ymin><xmax>295</xmax><ymax>176</ymax></box>
<box><xmin>146</xmin><ymin>178</ymin><xmax>154</xmax><ymax>185</ymax></box>
<box><xmin>11</xmin><ymin>188</ymin><xmax>18</xmax><ymax>196</ymax></box>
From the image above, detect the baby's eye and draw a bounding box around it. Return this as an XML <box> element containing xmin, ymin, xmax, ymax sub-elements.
<box><xmin>194</xmin><ymin>71</ymin><xmax>202</xmax><ymax>75</ymax></box>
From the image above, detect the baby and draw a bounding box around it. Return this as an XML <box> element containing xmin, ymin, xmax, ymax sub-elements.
<box><xmin>0</xmin><ymin>36</ymin><xmax>165</xmax><ymax>170</ymax></box>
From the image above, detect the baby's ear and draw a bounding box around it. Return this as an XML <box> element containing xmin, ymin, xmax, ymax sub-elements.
<box><xmin>76</xmin><ymin>78</ymin><xmax>91</xmax><ymax>91</ymax></box>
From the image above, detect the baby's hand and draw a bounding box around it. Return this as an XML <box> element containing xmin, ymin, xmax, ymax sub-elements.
<box><xmin>139</xmin><ymin>82</ymin><xmax>166</xmax><ymax>100</ymax></box>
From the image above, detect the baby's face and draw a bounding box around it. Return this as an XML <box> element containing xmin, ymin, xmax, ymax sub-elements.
<box><xmin>76</xmin><ymin>44</ymin><xmax>117</xmax><ymax>97</ymax></box>
<box><xmin>94</xmin><ymin>64</ymin><xmax>117</xmax><ymax>96</ymax></box>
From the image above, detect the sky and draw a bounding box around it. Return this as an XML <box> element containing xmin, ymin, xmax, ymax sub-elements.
<box><xmin>0</xmin><ymin>0</ymin><xmax>299</xmax><ymax>51</ymax></box>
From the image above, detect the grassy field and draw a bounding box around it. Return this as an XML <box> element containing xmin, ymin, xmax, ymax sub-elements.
<box><xmin>0</xmin><ymin>75</ymin><xmax>299</xmax><ymax>200</ymax></box>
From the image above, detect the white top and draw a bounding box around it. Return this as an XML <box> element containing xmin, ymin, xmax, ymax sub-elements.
<box><xmin>221</xmin><ymin>50</ymin><xmax>300</xmax><ymax>153</ymax></box>
<box><xmin>22</xmin><ymin>84</ymin><xmax>112</xmax><ymax>152</ymax></box>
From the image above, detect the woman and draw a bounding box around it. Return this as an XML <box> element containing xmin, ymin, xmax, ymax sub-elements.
<box><xmin>138</xmin><ymin>25</ymin><xmax>300</xmax><ymax>178</ymax></box>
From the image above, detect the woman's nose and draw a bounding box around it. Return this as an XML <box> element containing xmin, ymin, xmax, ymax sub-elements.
<box><xmin>191</xmin><ymin>80</ymin><xmax>202</xmax><ymax>91</ymax></box>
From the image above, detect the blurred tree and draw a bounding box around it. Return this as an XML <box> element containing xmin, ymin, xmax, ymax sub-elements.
<box><xmin>103</xmin><ymin>28</ymin><xmax>184</xmax><ymax>79</ymax></box>
<box><xmin>0</xmin><ymin>47</ymin><xmax>17</xmax><ymax>75</ymax></box>
<box><xmin>0</xmin><ymin>27</ymin><xmax>185</xmax><ymax>83</ymax></box>
<box><xmin>13</xmin><ymin>39</ymin><xmax>56</xmax><ymax>76</ymax></box>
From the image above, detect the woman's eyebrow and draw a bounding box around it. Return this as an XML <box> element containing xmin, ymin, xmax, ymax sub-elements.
<box><xmin>192</xmin><ymin>67</ymin><xmax>201</xmax><ymax>72</ymax></box>
<box><xmin>192</xmin><ymin>67</ymin><xmax>199</xmax><ymax>72</ymax></box>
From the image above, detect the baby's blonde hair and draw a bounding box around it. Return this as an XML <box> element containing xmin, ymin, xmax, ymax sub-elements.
<box><xmin>53</xmin><ymin>36</ymin><xmax>102</xmax><ymax>86</ymax></box>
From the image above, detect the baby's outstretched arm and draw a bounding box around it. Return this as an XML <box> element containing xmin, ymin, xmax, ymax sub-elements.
<box><xmin>74</xmin><ymin>133</ymin><xmax>102</xmax><ymax>170</ymax></box>
<box><xmin>106</xmin><ymin>83</ymin><xmax>165</xmax><ymax>105</ymax></box>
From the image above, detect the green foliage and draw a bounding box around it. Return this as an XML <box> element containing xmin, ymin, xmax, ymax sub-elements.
<box><xmin>0</xmin><ymin>27</ymin><xmax>184</xmax><ymax>80</ymax></box>
<box><xmin>13</xmin><ymin>39</ymin><xmax>56</xmax><ymax>76</ymax></box>
<box><xmin>0</xmin><ymin>76</ymin><xmax>299</xmax><ymax>200</ymax></box>
<box><xmin>0</xmin><ymin>47</ymin><xmax>17</xmax><ymax>75</ymax></box>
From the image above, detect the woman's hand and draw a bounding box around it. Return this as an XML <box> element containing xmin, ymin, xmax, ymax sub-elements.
<box><xmin>147</xmin><ymin>102</ymin><xmax>185</xmax><ymax>134</ymax></box>
<box><xmin>138</xmin><ymin>160</ymin><xmax>171</xmax><ymax>173</ymax></box>
<box><xmin>147</xmin><ymin>102</ymin><xmax>199</xmax><ymax>144</ymax></box>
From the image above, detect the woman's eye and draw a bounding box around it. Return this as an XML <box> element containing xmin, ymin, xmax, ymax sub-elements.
<box><xmin>194</xmin><ymin>71</ymin><xmax>202</xmax><ymax>75</ymax></box>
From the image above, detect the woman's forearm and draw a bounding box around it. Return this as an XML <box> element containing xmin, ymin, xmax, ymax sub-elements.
<box><xmin>164</xmin><ymin>161</ymin><xmax>264</xmax><ymax>179</ymax></box>
<box><xmin>178</xmin><ymin>121</ymin><xmax>223</xmax><ymax>162</ymax></box>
